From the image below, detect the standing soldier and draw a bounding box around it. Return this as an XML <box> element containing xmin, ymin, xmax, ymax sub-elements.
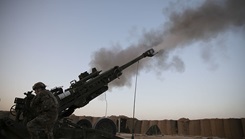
<box><xmin>27</xmin><ymin>82</ymin><xmax>58</xmax><ymax>139</ymax></box>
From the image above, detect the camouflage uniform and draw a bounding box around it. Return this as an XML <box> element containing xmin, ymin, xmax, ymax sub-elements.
<box><xmin>27</xmin><ymin>89</ymin><xmax>58</xmax><ymax>139</ymax></box>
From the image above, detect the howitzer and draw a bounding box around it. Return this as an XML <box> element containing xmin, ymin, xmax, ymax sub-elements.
<box><xmin>57</xmin><ymin>48</ymin><xmax>155</xmax><ymax>118</ymax></box>
<box><xmin>1</xmin><ymin>48</ymin><xmax>156</xmax><ymax>139</ymax></box>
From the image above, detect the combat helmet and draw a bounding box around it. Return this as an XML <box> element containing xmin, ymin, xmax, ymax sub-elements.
<box><xmin>32</xmin><ymin>82</ymin><xmax>46</xmax><ymax>90</ymax></box>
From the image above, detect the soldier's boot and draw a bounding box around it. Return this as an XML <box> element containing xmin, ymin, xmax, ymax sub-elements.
<box><xmin>45</xmin><ymin>126</ymin><xmax>54</xmax><ymax>139</ymax></box>
<box><xmin>46</xmin><ymin>132</ymin><xmax>54</xmax><ymax>139</ymax></box>
<box><xmin>29</xmin><ymin>131</ymin><xmax>40</xmax><ymax>139</ymax></box>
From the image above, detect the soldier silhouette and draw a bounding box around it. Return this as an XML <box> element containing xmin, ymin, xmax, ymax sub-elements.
<box><xmin>27</xmin><ymin>82</ymin><xmax>58</xmax><ymax>139</ymax></box>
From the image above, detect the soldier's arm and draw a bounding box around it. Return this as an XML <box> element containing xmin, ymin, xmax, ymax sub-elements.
<box><xmin>30</xmin><ymin>94</ymin><xmax>41</xmax><ymax>107</ymax></box>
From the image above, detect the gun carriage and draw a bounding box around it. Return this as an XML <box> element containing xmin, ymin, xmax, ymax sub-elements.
<box><xmin>0</xmin><ymin>49</ymin><xmax>155</xmax><ymax>139</ymax></box>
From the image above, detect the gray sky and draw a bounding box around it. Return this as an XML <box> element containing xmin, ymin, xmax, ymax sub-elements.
<box><xmin>0</xmin><ymin>0</ymin><xmax>245</xmax><ymax>120</ymax></box>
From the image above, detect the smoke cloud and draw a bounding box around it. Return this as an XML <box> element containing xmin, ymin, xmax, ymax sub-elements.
<box><xmin>89</xmin><ymin>0</ymin><xmax>245</xmax><ymax>88</ymax></box>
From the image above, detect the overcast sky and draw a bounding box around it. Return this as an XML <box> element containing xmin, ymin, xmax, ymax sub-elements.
<box><xmin>0</xmin><ymin>0</ymin><xmax>244</xmax><ymax>120</ymax></box>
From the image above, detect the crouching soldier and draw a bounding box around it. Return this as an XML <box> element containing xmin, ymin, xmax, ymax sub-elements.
<box><xmin>27</xmin><ymin>82</ymin><xmax>58</xmax><ymax>139</ymax></box>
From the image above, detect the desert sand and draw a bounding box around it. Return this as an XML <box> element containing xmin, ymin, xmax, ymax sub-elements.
<box><xmin>117</xmin><ymin>134</ymin><xmax>224</xmax><ymax>139</ymax></box>
<box><xmin>0</xmin><ymin>111</ymin><xmax>241</xmax><ymax>139</ymax></box>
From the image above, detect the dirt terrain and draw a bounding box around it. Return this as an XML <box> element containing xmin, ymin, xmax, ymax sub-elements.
<box><xmin>117</xmin><ymin>134</ymin><xmax>224</xmax><ymax>139</ymax></box>
<box><xmin>0</xmin><ymin>111</ymin><xmax>242</xmax><ymax>139</ymax></box>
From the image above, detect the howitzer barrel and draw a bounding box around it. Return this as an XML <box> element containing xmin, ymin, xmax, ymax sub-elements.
<box><xmin>119</xmin><ymin>48</ymin><xmax>155</xmax><ymax>71</ymax></box>
<box><xmin>57</xmin><ymin>48</ymin><xmax>156</xmax><ymax>118</ymax></box>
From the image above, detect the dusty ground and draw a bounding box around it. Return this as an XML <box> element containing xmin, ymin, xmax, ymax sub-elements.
<box><xmin>117</xmin><ymin>134</ymin><xmax>225</xmax><ymax>139</ymax></box>
<box><xmin>0</xmin><ymin>111</ymin><xmax>227</xmax><ymax>139</ymax></box>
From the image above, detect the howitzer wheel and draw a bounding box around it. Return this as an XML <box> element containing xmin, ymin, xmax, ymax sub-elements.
<box><xmin>94</xmin><ymin>118</ymin><xmax>117</xmax><ymax>136</ymax></box>
<box><xmin>10</xmin><ymin>105</ymin><xmax>16</xmax><ymax>116</ymax></box>
<box><xmin>76</xmin><ymin>119</ymin><xmax>92</xmax><ymax>128</ymax></box>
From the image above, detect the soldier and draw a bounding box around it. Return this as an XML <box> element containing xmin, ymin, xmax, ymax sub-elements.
<box><xmin>27</xmin><ymin>82</ymin><xmax>58</xmax><ymax>139</ymax></box>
